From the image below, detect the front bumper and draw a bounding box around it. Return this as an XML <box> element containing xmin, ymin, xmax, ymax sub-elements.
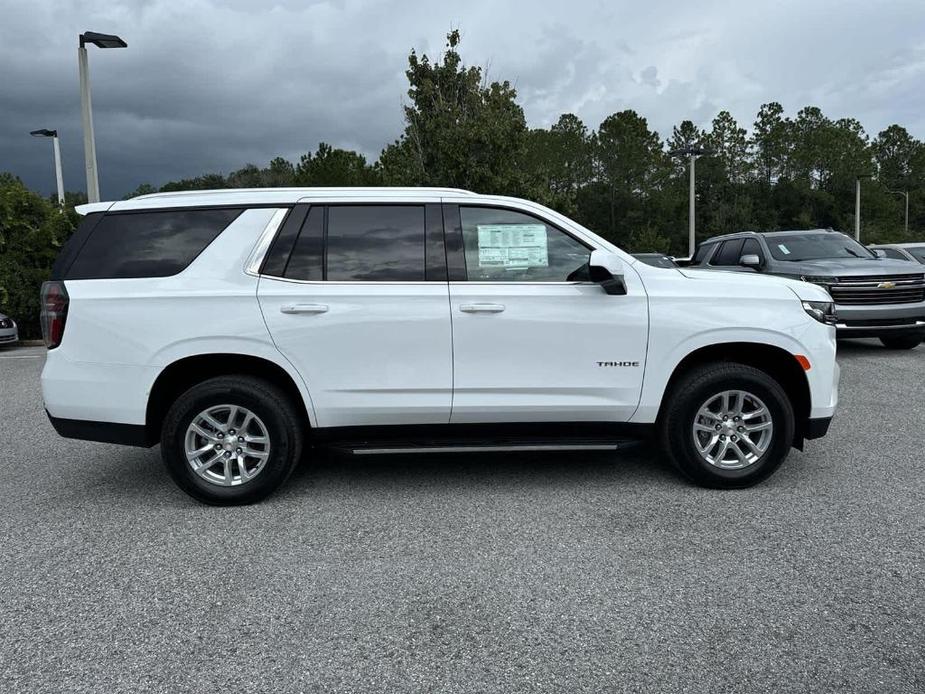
<box><xmin>833</xmin><ymin>302</ymin><xmax>925</xmax><ymax>338</ymax></box>
<box><xmin>0</xmin><ymin>326</ymin><xmax>18</xmax><ymax>344</ymax></box>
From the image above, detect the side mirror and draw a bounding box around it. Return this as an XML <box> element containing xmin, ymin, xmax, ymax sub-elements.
<box><xmin>739</xmin><ymin>254</ymin><xmax>762</xmax><ymax>269</ymax></box>
<box><xmin>872</xmin><ymin>249</ymin><xmax>887</xmax><ymax>258</ymax></box>
<box><xmin>589</xmin><ymin>249</ymin><xmax>627</xmax><ymax>295</ymax></box>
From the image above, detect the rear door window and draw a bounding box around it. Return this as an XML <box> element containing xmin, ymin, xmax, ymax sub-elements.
<box><xmin>282</xmin><ymin>207</ymin><xmax>324</xmax><ymax>281</ymax></box>
<box><xmin>65</xmin><ymin>208</ymin><xmax>242</xmax><ymax>279</ymax></box>
<box><xmin>325</xmin><ymin>206</ymin><xmax>425</xmax><ymax>281</ymax></box>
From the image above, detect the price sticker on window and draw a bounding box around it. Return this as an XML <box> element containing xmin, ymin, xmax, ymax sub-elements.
<box><xmin>476</xmin><ymin>224</ymin><xmax>549</xmax><ymax>268</ymax></box>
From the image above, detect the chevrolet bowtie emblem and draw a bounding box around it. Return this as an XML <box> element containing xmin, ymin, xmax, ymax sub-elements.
<box><xmin>877</xmin><ymin>281</ymin><xmax>897</xmax><ymax>289</ymax></box>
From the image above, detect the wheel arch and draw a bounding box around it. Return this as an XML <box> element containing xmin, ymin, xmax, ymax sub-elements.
<box><xmin>145</xmin><ymin>353</ymin><xmax>314</xmax><ymax>444</ymax></box>
<box><xmin>655</xmin><ymin>342</ymin><xmax>811</xmax><ymax>447</ymax></box>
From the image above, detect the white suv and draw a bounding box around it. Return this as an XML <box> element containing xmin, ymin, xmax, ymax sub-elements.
<box><xmin>41</xmin><ymin>187</ymin><xmax>839</xmax><ymax>504</ymax></box>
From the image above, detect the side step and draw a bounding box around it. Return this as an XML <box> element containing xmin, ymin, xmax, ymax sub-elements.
<box><xmin>328</xmin><ymin>438</ymin><xmax>641</xmax><ymax>456</ymax></box>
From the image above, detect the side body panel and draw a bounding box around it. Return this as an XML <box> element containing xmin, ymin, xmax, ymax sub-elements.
<box><xmin>630</xmin><ymin>266</ymin><xmax>839</xmax><ymax>422</ymax></box>
<box><xmin>257</xmin><ymin>278</ymin><xmax>453</xmax><ymax>427</ymax></box>
<box><xmin>447</xmin><ymin>275</ymin><xmax>649</xmax><ymax>422</ymax></box>
<box><xmin>41</xmin><ymin>208</ymin><xmax>314</xmax><ymax>426</ymax></box>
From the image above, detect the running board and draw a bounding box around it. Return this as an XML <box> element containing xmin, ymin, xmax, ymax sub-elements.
<box><xmin>328</xmin><ymin>439</ymin><xmax>641</xmax><ymax>456</ymax></box>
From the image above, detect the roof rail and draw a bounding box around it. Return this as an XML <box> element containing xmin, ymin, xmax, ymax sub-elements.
<box><xmin>131</xmin><ymin>186</ymin><xmax>478</xmax><ymax>200</ymax></box>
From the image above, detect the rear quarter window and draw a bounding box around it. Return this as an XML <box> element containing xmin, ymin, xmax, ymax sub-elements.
<box><xmin>65</xmin><ymin>208</ymin><xmax>243</xmax><ymax>280</ymax></box>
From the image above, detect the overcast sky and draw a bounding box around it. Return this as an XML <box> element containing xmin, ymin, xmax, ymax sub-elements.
<box><xmin>2</xmin><ymin>0</ymin><xmax>924</xmax><ymax>199</ymax></box>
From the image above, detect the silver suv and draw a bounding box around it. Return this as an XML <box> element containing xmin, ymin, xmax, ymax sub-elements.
<box><xmin>692</xmin><ymin>229</ymin><xmax>925</xmax><ymax>349</ymax></box>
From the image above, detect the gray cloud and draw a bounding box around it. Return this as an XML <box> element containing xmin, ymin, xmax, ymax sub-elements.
<box><xmin>2</xmin><ymin>0</ymin><xmax>924</xmax><ymax>198</ymax></box>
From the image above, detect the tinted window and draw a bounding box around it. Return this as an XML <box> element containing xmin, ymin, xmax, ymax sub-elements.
<box><xmin>691</xmin><ymin>243</ymin><xmax>713</xmax><ymax>266</ymax></box>
<box><xmin>459</xmin><ymin>207</ymin><xmax>590</xmax><ymax>282</ymax></box>
<box><xmin>283</xmin><ymin>207</ymin><xmax>324</xmax><ymax>280</ymax></box>
<box><xmin>262</xmin><ymin>205</ymin><xmax>309</xmax><ymax>277</ymax></box>
<box><xmin>326</xmin><ymin>206</ymin><xmax>425</xmax><ymax>281</ymax></box>
<box><xmin>66</xmin><ymin>208</ymin><xmax>242</xmax><ymax>280</ymax></box>
<box><xmin>51</xmin><ymin>212</ymin><xmax>103</xmax><ymax>280</ymax></box>
<box><xmin>880</xmin><ymin>248</ymin><xmax>909</xmax><ymax>261</ymax></box>
<box><xmin>711</xmin><ymin>239</ymin><xmax>745</xmax><ymax>266</ymax></box>
<box><xmin>907</xmin><ymin>246</ymin><xmax>925</xmax><ymax>263</ymax></box>
<box><xmin>767</xmin><ymin>233</ymin><xmax>876</xmax><ymax>261</ymax></box>
<box><xmin>741</xmin><ymin>238</ymin><xmax>764</xmax><ymax>262</ymax></box>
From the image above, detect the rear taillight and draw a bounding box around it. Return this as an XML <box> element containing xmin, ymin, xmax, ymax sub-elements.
<box><xmin>40</xmin><ymin>281</ymin><xmax>69</xmax><ymax>349</ymax></box>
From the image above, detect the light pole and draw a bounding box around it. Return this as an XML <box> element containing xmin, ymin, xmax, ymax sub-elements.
<box><xmin>78</xmin><ymin>31</ymin><xmax>127</xmax><ymax>203</ymax></box>
<box><xmin>30</xmin><ymin>129</ymin><xmax>65</xmax><ymax>207</ymax></box>
<box><xmin>886</xmin><ymin>189</ymin><xmax>909</xmax><ymax>235</ymax></box>
<box><xmin>669</xmin><ymin>145</ymin><xmax>714</xmax><ymax>258</ymax></box>
<box><xmin>854</xmin><ymin>174</ymin><xmax>872</xmax><ymax>241</ymax></box>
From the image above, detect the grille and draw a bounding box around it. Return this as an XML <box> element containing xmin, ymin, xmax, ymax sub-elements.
<box><xmin>840</xmin><ymin>318</ymin><xmax>923</xmax><ymax>327</ymax></box>
<box><xmin>829</xmin><ymin>273</ymin><xmax>925</xmax><ymax>306</ymax></box>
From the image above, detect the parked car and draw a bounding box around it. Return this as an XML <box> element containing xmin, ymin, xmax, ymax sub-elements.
<box><xmin>632</xmin><ymin>253</ymin><xmax>678</xmax><ymax>268</ymax></box>
<box><xmin>41</xmin><ymin>188</ymin><xmax>838</xmax><ymax>504</ymax></box>
<box><xmin>691</xmin><ymin>229</ymin><xmax>925</xmax><ymax>350</ymax></box>
<box><xmin>868</xmin><ymin>243</ymin><xmax>925</xmax><ymax>264</ymax></box>
<box><xmin>0</xmin><ymin>312</ymin><xmax>18</xmax><ymax>345</ymax></box>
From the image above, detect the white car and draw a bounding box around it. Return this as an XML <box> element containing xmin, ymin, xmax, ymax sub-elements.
<box><xmin>0</xmin><ymin>312</ymin><xmax>18</xmax><ymax>345</ymax></box>
<box><xmin>41</xmin><ymin>187</ymin><xmax>839</xmax><ymax>504</ymax></box>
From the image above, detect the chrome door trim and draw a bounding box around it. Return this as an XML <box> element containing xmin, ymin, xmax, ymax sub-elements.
<box><xmin>244</xmin><ymin>208</ymin><xmax>289</xmax><ymax>277</ymax></box>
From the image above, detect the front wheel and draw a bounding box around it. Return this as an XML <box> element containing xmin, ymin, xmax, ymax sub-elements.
<box><xmin>161</xmin><ymin>375</ymin><xmax>304</xmax><ymax>505</ymax></box>
<box><xmin>879</xmin><ymin>335</ymin><xmax>922</xmax><ymax>350</ymax></box>
<box><xmin>659</xmin><ymin>363</ymin><xmax>795</xmax><ymax>489</ymax></box>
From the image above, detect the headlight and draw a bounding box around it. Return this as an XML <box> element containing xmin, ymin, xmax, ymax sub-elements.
<box><xmin>802</xmin><ymin>300</ymin><xmax>837</xmax><ymax>325</ymax></box>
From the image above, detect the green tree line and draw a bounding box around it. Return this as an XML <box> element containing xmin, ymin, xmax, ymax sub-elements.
<box><xmin>3</xmin><ymin>30</ymin><xmax>924</xmax><ymax>338</ymax></box>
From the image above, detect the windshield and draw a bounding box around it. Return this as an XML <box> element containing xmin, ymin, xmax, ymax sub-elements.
<box><xmin>907</xmin><ymin>246</ymin><xmax>925</xmax><ymax>264</ymax></box>
<box><xmin>767</xmin><ymin>233</ymin><xmax>877</xmax><ymax>262</ymax></box>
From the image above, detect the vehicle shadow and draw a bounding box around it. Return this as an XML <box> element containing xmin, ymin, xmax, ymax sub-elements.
<box><xmin>283</xmin><ymin>445</ymin><xmax>681</xmax><ymax>498</ymax></box>
<box><xmin>837</xmin><ymin>338</ymin><xmax>922</xmax><ymax>359</ymax></box>
<box><xmin>76</xmin><ymin>441</ymin><xmax>684</xmax><ymax>508</ymax></box>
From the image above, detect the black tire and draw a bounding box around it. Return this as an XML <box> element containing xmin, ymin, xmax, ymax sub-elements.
<box><xmin>658</xmin><ymin>362</ymin><xmax>795</xmax><ymax>489</ymax></box>
<box><xmin>879</xmin><ymin>335</ymin><xmax>922</xmax><ymax>350</ymax></box>
<box><xmin>161</xmin><ymin>375</ymin><xmax>304</xmax><ymax>505</ymax></box>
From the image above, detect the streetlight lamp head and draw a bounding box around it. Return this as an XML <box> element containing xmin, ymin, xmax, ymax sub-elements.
<box><xmin>669</xmin><ymin>146</ymin><xmax>714</xmax><ymax>157</ymax></box>
<box><xmin>80</xmin><ymin>31</ymin><xmax>127</xmax><ymax>48</ymax></box>
<box><xmin>30</xmin><ymin>129</ymin><xmax>57</xmax><ymax>138</ymax></box>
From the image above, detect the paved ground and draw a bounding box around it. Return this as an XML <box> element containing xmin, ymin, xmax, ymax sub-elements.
<box><xmin>0</xmin><ymin>342</ymin><xmax>922</xmax><ymax>693</ymax></box>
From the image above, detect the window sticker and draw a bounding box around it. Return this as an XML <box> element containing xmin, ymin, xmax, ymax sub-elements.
<box><xmin>476</xmin><ymin>224</ymin><xmax>548</xmax><ymax>268</ymax></box>
<box><xmin>777</xmin><ymin>243</ymin><xmax>791</xmax><ymax>255</ymax></box>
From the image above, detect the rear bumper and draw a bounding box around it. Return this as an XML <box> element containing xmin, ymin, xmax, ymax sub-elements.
<box><xmin>46</xmin><ymin>411</ymin><xmax>153</xmax><ymax>447</ymax></box>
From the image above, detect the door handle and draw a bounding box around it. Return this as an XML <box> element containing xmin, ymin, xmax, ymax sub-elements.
<box><xmin>459</xmin><ymin>303</ymin><xmax>506</xmax><ymax>313</ymax></box>
<box><xmin>280</xmin><ymin>303</ymin><xmax>329</xmax><ymax>314</ymax></box>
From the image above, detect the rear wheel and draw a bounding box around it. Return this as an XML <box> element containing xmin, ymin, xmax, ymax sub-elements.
<box><xmin>659</xmin><ymin>363</ymin><xmax>795</xmax><ymax>488</ymax></box>
<box><xmin>161</xmin><ymin>375</ymin><xmax>304</xmax><ymax>505</ymax></box>
<box><xmin>879</xmin><ymin>335</ymin><xmax>922</xmax><ymax>350</ymax></box>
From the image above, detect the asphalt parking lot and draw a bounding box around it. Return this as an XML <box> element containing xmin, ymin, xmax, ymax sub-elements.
<box><xmin>0</xmin><ymin>343</ymin><xmax>922</xmax><ymax>693</ymax></box>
